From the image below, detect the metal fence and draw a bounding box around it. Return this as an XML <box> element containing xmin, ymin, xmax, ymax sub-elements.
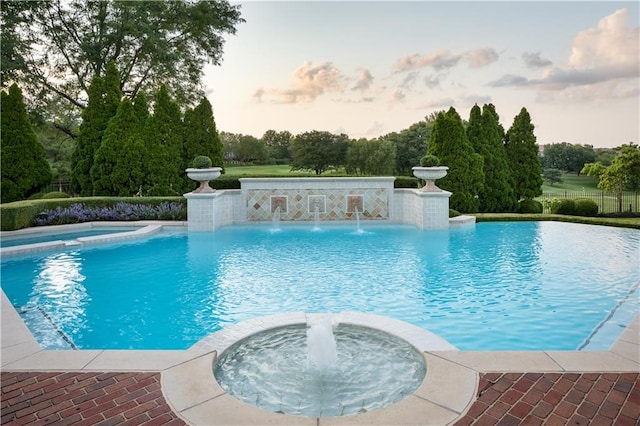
<box><xmin>538</xmin><ymin>191</ymin><xmax>639</xmax><ymax>214</ymax></box>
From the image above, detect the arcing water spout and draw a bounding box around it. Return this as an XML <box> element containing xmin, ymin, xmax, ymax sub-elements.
<box><xmin>271</xmin><ymin>206</ymin><xmax>281</xmax><ymax>231</ymax></box>
<box><xmin>312</xmin><ymin>204</ymin><xmax>321</xmax><ymax>231</ymax></box>
<box><xmin>306</xmin><ymin>314</ymin><xmax>337</xmax><ymax>371</ymax></box>
<box><xmin>355</xmin><ymin>207</ymin><xmax>362</xmax><ymax>233</ymax></box>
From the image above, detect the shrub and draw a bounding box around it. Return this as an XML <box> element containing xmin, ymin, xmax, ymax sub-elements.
<box><xmin>518</xmin><ymin>199</ymin><xmax>543</xmax><ymax>214</ymax></box>
<box><xmin>449</xmin><ymin>209</ymin><xmax>461</xmax><ymax>218</ymax></box>
<box><xmin>41</xmin><ymin>191</ymin><xmax>70</xmax><ymax>199</ymax></box>
<box><xmin>419</xmin><ymin>155</ymin><xmax>440</xmax><ymax>167</ymax></box>
<box><xmin>192</xmin><ymin>155</ymin><xmax>212</xmax><ymax>169</ymax></box>
<box><xmin>27</xmin><ymin>193</ymin><xmax>44</xmax><ymax>200</ymax></box>
<box><xmin>394</xmin><ymin>176</ymin><xmax>418</xmax><ymax>188</ymax></box>
<box><xmin>550</xmin><ymin>198</ymin><xmax>576</xmax><ymax>215</ymax></box>
<box><xmin>574</xmin><ymin>198</ymin><xmax>598</xmax><ymax>216</ymax></box>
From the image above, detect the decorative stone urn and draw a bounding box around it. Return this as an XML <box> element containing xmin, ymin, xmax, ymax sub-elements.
<box><xmin>412</xmin><ymin>166</ymin><xmax>449</xmax><ymax>192</ymax></box>
<box><xmin>186</xmin><ymin>167</ymin><xmax>222</xmax><ymax>193</ymax></box>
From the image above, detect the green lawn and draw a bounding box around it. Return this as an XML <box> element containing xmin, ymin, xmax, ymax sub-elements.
<box><xmin>541</xmin><ymin>173</ymin><xmax>599</xmax><ymax>193</ymax></box>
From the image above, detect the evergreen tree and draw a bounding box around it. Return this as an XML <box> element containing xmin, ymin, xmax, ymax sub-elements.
<box><xmin>427</xmin><ymin>107</ymin><xmax>484</xmax><ymax>213</ymax></box>
<box><xmin>467</xmin><ymin>104</ymin><xmax>517</xmax><ymax>212</ymax></box>
<box><xmin>91</xmin><ymin>98</ymin><xmax>143</xmax><ymax>196</ymax></box>
<box><xmin>143</xmin><ymin>85</ymin><xmax>184</xmax><ymax>195</ymax></box>
<box><xmin>505</xmin><ymin>107</ymin><xmax>543</xmax><ymax>200</ymax></box>
<box><xmin>70</xmin><ymin>61</ymin><xmax>122</xmax><ymax>195</ymax></box>
<box><xmin>182</xmin><ymin>97</ymin><xmax>224</xmax><ymax>189</ymax></box>
<box><xmin>1</xmin><ymin>84</ymin><xmax>52</xmax><ymax>202</ymax></box>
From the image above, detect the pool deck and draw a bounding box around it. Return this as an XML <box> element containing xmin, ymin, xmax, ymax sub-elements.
<box><xmin>1</xmin><ymin>290</ymin><xmax>638</xmax><ymax>425</ymax></box>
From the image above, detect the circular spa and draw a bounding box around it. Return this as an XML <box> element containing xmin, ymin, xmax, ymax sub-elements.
<box><xmin>213</xmin><ymin>316</ymin><xmax>426</xmax><ymax>417</ymax></box>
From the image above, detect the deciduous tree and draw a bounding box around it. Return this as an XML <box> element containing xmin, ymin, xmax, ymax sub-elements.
<box><xmin>290</xmin><ymin>131</ymin><xmax>348</xmax><ymax>175</ymax></box>
<box><xmin>2</xmin><ymin>0</ymin><xmax>244</xmax><ymax>110</ymax></box>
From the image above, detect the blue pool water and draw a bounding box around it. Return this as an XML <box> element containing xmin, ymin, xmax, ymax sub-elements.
<box><xmin>0</xmin><ymin>227</ymin><xmax>140</xmax><ymax>248</ymax></box>
<box><xmin>1</xmin><ymin>222</ymin><xmax>638</xmax><ymax>351</ymax></box>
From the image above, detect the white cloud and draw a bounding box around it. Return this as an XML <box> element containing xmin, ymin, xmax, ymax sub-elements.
<box><xmin>389</xmin><ymin>89</ymin><xmax>406</xmax><ymax>105</ymax></box>
<box><xmin>351</xmin><ymin>69</ymin><xmax>374</xmax><ymax>91</ymax></box>
<box><xmin>465</xmin><ymin>48</ymin><xmax>499</xmax><ymax>68</ymax></box>
<box><xmin>393</xmin><ymin>50</ymin><xmax>463</xmax><ymax>72</ymax></box>
<box><xmin>255</xmin><ymin>61</ymin><xmax>345</xmax><ymax>104</ymax></box>
<box><xmin>423</xmin><ymin>74</ymin><xmax>441</xmax><ymax>89</ymax></box>
<box><xmin>488</xmin><ymin>8</ymin><xmax>639</xmax><ymax>102</ymax></box>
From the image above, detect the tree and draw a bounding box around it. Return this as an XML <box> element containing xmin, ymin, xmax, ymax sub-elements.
<box><xmin>428</xmin><ymin>107</ymin><xmax>484</xmax><ymax>212</ymax></box>
<box><xmin>542</xmin><ymin>142</ymin><xmax>596</xmax><ymax>175</ymax></box>
<box><xmin>235</xmin><ymin>135</ymin><xmax>269</xmax><ymax>163</ymax></box>
<box><xmin>2</xmin><ymin>0</ymin><xmax>244</xmax><ymax>128</ymax></box>
<box><xmin>91</xmin><ymin>98</ymin><xmax>144</xmax><ymax>196</ymax></box>
<box><xmin>467</xmin><ymin>104</ymin><xmax>517</xmax><ymax>212</ymax></box>
<box><xmin>505</xmin><ymin>107</ymin><xmax>543</xmax><ymax>200</ymax></box>
<box><xmin>582</xmin><ymin>143</ymin><xmax>640</xmax><ymax>212</ymax></box>
<box><xmin>345</xmin><ymin>138</ymin><xmax>396</xmax><ymax>175</ymax></box>
<box><xmin>290</xmin><ymin>131</ymin><xmax>348</xmax><ymax>175</ymax></box>
<box><xmin>183</xmin><ymin>97</ymin><xmax>224</xmax><ymax>189</ymax></box>
<box><xmin>143</xmin><ymin>85</ymin><xmax>184</xmax><ymax>195</ymax></box>
<box><xmin>1</xmin><ymin>84</ymin><xmax>52</xmax><ymax>202</ymax></box>
<box><xmin>387</xmin><ymin>120</ymin><xmax>433</xmax><ymax>175</ymax></box>
<box><xmin>543</xmin><ymin>168</ymin><xmax>564</xmax><ymax>186</ymax></box>
<box><xmin>262</xmin><ymin>129</ymin><xmax>292</xmax><ymax>161</ymax></box>
<box><xmin>70</xmin><ymin>61</ymin><xmax>122</xmax><ymax>195</ymax></box>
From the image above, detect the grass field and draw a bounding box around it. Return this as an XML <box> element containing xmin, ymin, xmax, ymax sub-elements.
<box><xmin>541</xmin><ymin>173</ymin><xmax>599</xmax><ymax>193</ymax></box>
<box><xmin>223</xmin><ymin>164</ymin><xmax>347</xmax><ymax>176</ymax></box>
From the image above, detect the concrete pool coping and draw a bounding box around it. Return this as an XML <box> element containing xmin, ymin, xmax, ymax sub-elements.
<box><xmin>2</xmin><ymin>290</ymin><xmax>638</xmax><ymax>425</ymax></box>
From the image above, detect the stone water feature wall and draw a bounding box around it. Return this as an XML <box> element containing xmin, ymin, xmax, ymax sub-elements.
<box><xmin>184</xmin><ymin>176</ymin><xmax>465</xmax><ymax>231</ymax></box>
<box><xmin>240</xmin><ymin>177</ymin><xmax>395</xmax><ymax>222</ymax></box>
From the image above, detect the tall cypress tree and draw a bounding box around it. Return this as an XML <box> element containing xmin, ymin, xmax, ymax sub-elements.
<box><xmin>91</xmin><ymin>98</ymin><xmax>142</xmax><ymax>196</ymax></box>
<box><xmin>143</xmin><ymin>85</ymin><xmax>183</xmax><ymax>195</ymax></box>
<box><xmin>428</xmin><ymin>107</ymin><xmax>484</xmax><ymax>213</ymax></box>
<box><xmin>505</xmin><ymin>107</ymin><xmax>543</xmax><ymax>200</ymax></box>
<box><xmin>182</xmin><ymin>97</ymin><xmax>224</xmax><ymax>190</ymax></box>
<box><xmin>468</xmin><ymin>104</ymin><xmax>517</xmax><ymax>212</ymax></box>
<box><xmin>70</xmin><ymin>61</ymin><xmax>122</xmax><ymax>195</ymax></box>
<box><xmin>1</xmin><ymin>84</ymin><xmax>52</xmax><ymax>202</ymax></box>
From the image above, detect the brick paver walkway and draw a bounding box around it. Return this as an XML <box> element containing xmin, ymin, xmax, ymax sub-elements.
<box><xmin>455</xmin><ymin>372</ymin><xmax>640</xmax><ymax>426</ymax></box>
<box><xmin>1</xmin><ymin>371</ymin><xmax>639</xmax><ymax>425</ymax></box>
<box><xmin>1</xmin><ymin>372</ymin><xmax>185</xmax><ymax>425</ymax></box>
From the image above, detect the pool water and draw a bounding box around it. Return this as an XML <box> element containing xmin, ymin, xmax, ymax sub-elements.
<box><xmin>0</xmin><ymin>227</ymin><xmax>140</xmax><ymax>248</ymax></box>
<box><xmin>1</xmin><ymin>222</ymin><xmax>638</xmax><ymax>350</ymax></box>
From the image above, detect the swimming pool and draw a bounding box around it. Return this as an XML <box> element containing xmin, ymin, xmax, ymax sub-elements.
<box><xmin>0</xmin><ymin>226</ymin><xmax>142</xmax><ymax>248</ymax></box>
<box><xmin>1</xmin><ymin>221</ymin><xmax>638</xmax><ymax>351</ymax></box>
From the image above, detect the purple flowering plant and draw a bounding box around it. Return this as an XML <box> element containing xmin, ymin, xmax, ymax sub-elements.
<box><xmin>34</xmin><ymin>202</ymin><xmax>186</xmax><ymax>226</ymax></box>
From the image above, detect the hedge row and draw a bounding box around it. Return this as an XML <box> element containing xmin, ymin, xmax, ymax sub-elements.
<box><xmin>1</xmin><ymin>197</ymin><xmax>186</xmax><ymax>231</ymax></box>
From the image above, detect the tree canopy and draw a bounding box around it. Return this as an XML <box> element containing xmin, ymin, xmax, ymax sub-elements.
<box><xmin>2</xmin><ymin>0</ymin><xmax>244</xmax><ymax>111</ymax></box>
<box><xmin>290</xmin><ymin>131</ymin><xmax>348</xmax><ymax>175</ymax></box>
<box><xmin>542</xmin><ymin>142</ymin><xmax>596</xmax><ymax>175</ymax></box>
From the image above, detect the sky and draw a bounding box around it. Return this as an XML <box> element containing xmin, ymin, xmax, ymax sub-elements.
<box><xmin>203</xmin><ymin>1</ymin><xmax>639</xmax><ymax>149</ymax></box>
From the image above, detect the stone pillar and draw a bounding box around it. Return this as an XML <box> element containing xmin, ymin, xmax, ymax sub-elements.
<box><xmin>184</xmin><ymin>192</ymin><xmax>219</xmax><ymax>232</ymax></box>
<box><xmin>414</xmin><ymin>190</ymin><xmax>452</xmax><ymax>230</ymax></box>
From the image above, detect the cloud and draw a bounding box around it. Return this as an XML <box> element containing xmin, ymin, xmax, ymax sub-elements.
<box><xmin>400</xmin><ymin>71</ymin><xmax>420</xmax><ymax>89</ymax></box>
<box><xmin>488</xmin><ymin>9</ymin><xmax>638</xmax><ymax>102</ymax></box>
<box><xmin>488</xmin><ymin>74</ymin><xmax>531</xmax><ymax>87</ymax></box>
<box><xmin>393</xmin><ymin>50</ymin><xmax>463</xmax><ymax>72</ymax></box>
<box><xmin>389</xmin><ymin>89</ymin><xmax>406</xmax><ymax>104</ymax></box>
<box><xmin>568</xmin><ymin>8</ymin><xmax>638</xmax><ymax>70</ymax></box>
<box><xmin>351</xmin><ymin>69</ymin><xmax>374</xmax><ymax>91</ymax></box>
<box><xmin>365</xmin><ymin>121</ymin><xmax>385</xmax><ymax>136</ymax></box>
<box><xmin>423</xmin><ymin>74</ymin><xmax>441</xmax><ymax>89</ymax></box>
<box><xmin>522</xmin><ymin>52</ymin><xmax>552</xmax><ymax>68</ymax></box>
<box><xmin>465</xmin><ymin>48</ymin><xmax>499</xmax><ymax>68</ymax></box>
<box><xmin>256</xmin><ymin>61</ymin><xmax>345</xmax><ymax>103</ymax></box>
<box><xmin>418</xmin><ymin>97</ymin><xmax>455</xmax><ymax>109</ymax></box>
